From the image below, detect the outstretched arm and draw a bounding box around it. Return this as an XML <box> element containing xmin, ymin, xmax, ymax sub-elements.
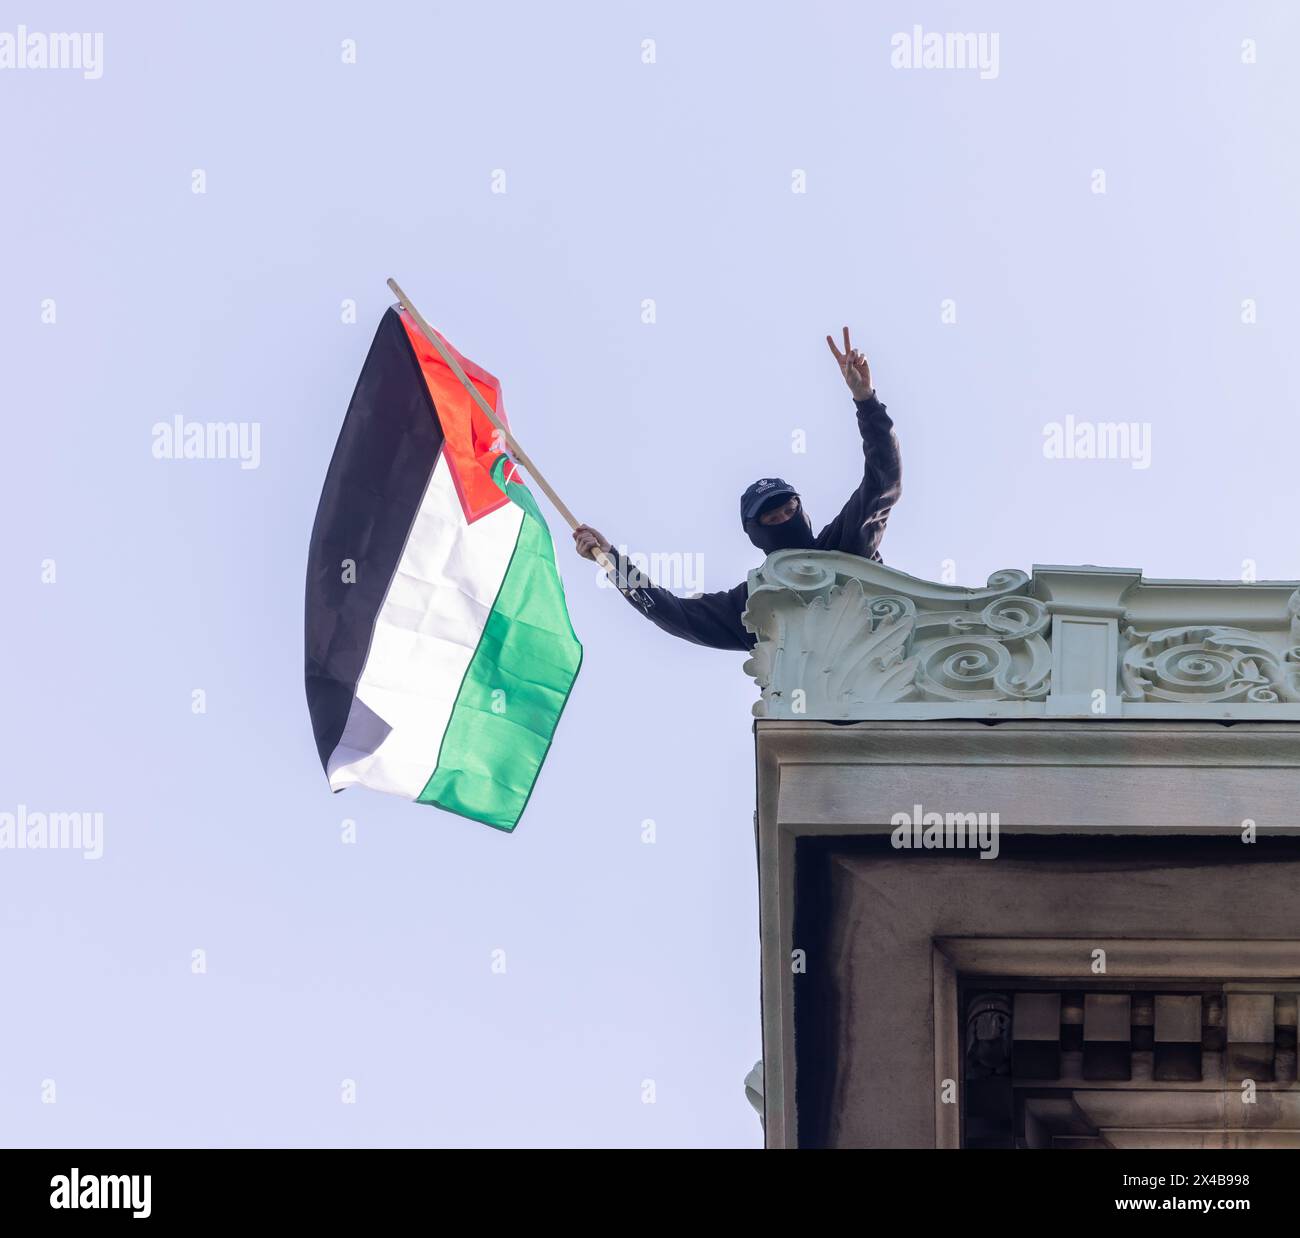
<box><xmin>815</xmin><ymin>327</ymin><xmax>902</xmax><ymax>561</ymax></box>
<box><xmin>573</xmin><ymin>525</ymin><xmax>753</xmax><ymax>651</ymax></box>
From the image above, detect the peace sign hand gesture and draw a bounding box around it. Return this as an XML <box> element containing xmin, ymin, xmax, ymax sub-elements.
<box><xmin>826</xmin><ymin>327</ymin><xmax>874</xmax><ymax>401</ymax></box>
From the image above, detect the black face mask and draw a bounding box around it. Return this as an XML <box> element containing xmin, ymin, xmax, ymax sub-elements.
<box><xmin>745</xmin><ymin>508</ymin><xmax>815</xmax><ymax>554</ymax></box>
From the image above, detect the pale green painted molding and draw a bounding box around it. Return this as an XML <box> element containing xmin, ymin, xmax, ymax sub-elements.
<box><xmin>741</xmin><ymin>552</ymin><xmax>1300</xmax><ymax>720</ymax></box>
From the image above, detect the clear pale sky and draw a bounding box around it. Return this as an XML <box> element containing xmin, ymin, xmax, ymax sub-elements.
<box><xmin>2</xmin><ymin>1</ymin><xmax>1297</xmax><ymax>1147</ymax></box>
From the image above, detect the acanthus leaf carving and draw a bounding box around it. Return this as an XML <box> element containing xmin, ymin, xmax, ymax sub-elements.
<box><xmin>744</xmin><ymin>558</ymin><xmax>1050</xmax><ymax>717</ymax></box>
<box><xmin>1121</xmin><ymin>624</ymin><xmax>1300</xmax><ymax>704</ymax></box>
<box><xmin>743</xmin><ymin>553</ymin><xmax>1300</xmax><ymax>720</ymax></box>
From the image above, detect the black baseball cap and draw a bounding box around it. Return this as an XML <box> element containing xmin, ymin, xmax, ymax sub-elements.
<box><xmin>740</xmin><ymin>477</ymin><xmax>799</xmax><ymax>523</ymax></box>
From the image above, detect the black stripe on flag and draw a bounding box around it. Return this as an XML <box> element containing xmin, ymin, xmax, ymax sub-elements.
<box><xmin>304</xmin><ymin>308</ymin><xmax>443</xmax><ymax>770</ymax></box>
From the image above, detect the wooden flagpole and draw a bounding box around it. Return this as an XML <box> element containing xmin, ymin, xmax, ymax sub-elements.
<box><xmin>386</xmin><ymin>277</ymin><xmax>615</xmax><ymax>576</ymax></box>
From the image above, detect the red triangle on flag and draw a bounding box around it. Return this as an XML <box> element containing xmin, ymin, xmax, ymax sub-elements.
<box><xmin>399</xmin><ymin>311</ymin><xmax>512</xmax><ymax>525</ymax></box>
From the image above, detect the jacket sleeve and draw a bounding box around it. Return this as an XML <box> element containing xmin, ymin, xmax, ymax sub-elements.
<box><xmin>814</xmin><ymin>393</ymin><xmax>902</xmax><ymax>562</ymax></box>
<box><xmin>604</xmin><ymin>550</ymin><xmax>754</xmax><ymax>651</ymax></box>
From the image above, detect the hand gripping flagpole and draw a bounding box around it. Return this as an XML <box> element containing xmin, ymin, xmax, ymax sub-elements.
<box><xmin>387</xmin><ymin>278</ymin><xmax>616</xmax><ymax>578</ymax></box>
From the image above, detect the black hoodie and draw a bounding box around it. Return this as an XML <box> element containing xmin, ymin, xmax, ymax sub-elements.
<box><xmin>605</xmin><ymin>394</ymin><xmax>901</xmax><ymax>651</ymax></box>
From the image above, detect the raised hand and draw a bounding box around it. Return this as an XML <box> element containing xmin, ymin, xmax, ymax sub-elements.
<box><xmin>826</xmin><ymin>326</ymin><xmax>874</xmax><ymax>401</ymax></box>
<box><xmin>573</xmin><ymin>524</ymin><xmax>612</xmax><ymax>561</ymax></box>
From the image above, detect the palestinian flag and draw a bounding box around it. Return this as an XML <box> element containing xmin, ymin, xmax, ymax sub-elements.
<box><xmin>304</xmin><ymin>307</ymin><xmax>582</xmax><ymax>831</ymax></box>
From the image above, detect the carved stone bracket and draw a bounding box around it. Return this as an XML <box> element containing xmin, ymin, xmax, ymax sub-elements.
<box><xmin>741</xmin><ymin>552</ymin><xmax>1300</xmax><ymax>721</ymax></box>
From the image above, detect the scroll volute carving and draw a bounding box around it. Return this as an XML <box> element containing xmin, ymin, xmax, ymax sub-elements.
<box><xmin>743</xmin><ymin>552</ymin><xmax>1050</xmax><ymax>718</ymax></box>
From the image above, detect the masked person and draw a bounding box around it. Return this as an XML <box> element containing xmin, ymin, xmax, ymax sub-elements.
<box><xmin>573</xmin><ymin>328</ymin><xmax>901</xmax><ymax>652</ymax></box>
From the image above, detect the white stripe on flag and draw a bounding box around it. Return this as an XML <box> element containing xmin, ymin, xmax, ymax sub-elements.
<box><xmin>327</xmin><ymin>453</ymin><xmax>524</xmax><ymax>799</ymax></box>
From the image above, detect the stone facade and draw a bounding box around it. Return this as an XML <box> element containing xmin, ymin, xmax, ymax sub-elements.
<box><xmin>745</xmin><ymin>554</ymin><xmax>1300</xmax><ymax>1149</ymax></box>
<box><xmin>742</xmin><ymin>553</ymin><xmax>1300</xmax><ymax>721</ymax></box>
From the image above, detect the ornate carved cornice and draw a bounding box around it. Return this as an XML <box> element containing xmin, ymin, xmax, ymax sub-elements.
<box><xmin>741</xmin><ymin>552</ymin><xmax>1300</xmax><ymax>720</ymax></box>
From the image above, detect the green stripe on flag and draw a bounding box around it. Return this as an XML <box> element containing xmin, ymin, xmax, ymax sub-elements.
<box><xmin>417</xmin><ymin>457</ymin><xmax>583</xmax><ymax>830</ymax></box>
